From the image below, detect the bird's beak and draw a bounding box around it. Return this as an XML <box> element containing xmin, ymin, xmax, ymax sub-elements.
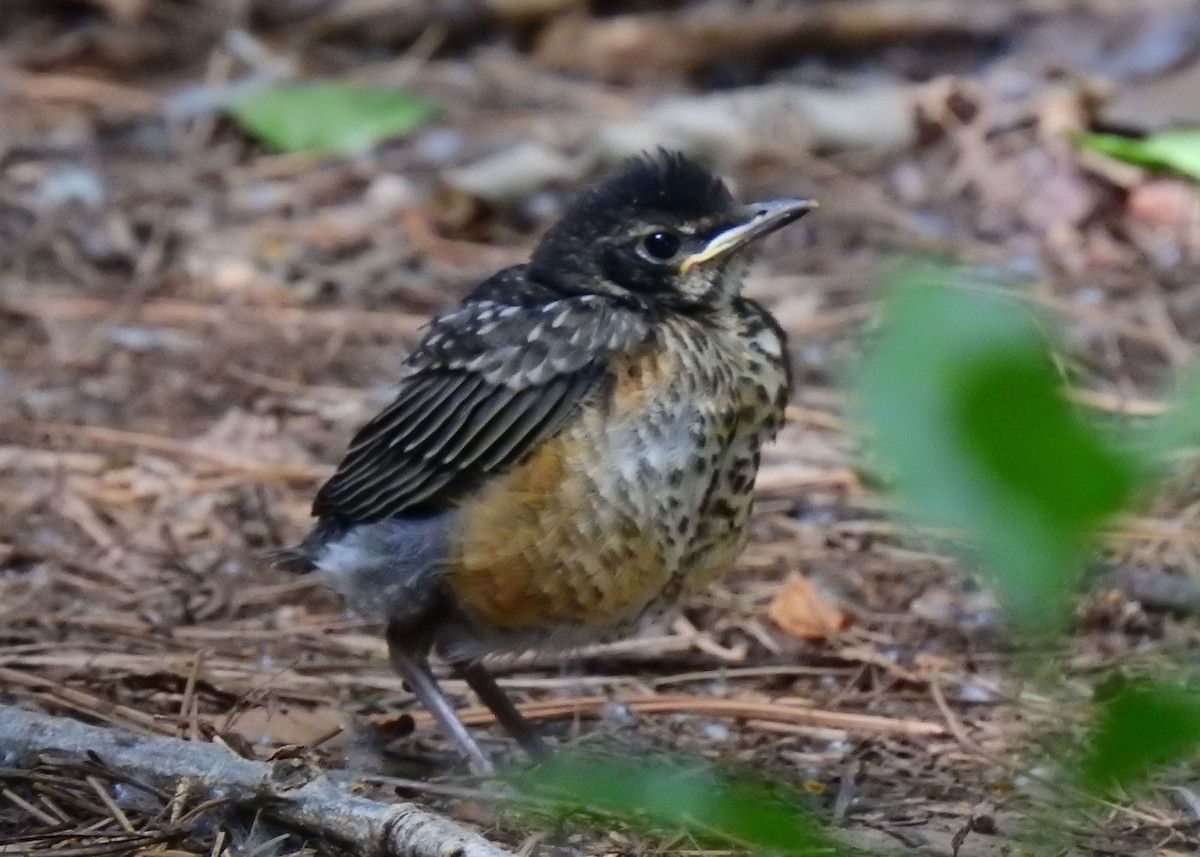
<box><xmin>679</xmin><ymin>198</ymin><xmax>818</xmax><ymax>274</ymax></box>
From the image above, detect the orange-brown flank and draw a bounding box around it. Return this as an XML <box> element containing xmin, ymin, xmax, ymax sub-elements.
<box><xmin>447</xmin><ymin>346</ymin><xmax>675</xmax><ymax>630</ymax></box>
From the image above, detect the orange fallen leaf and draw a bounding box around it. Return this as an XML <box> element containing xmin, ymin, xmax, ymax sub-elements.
<box><xmin>223</xmin><ymin>704</ymin><xmax>347</xmax><ymax>748</ymax></box>
<box><xmin>1127</xmin><ymin>179</ymin><xmax>1200</xmax><ymax>228</ymax></box>
<box><xmin>767</xmin><ymin>574</ymin><xmax>849</xmax><ymax>641</ymax></box>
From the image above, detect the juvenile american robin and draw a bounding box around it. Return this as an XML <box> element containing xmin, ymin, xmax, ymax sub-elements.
<box><xmin>277</xmin><ymin>151</ymin><xmax>816</xmax><ymax>772</ymax></box>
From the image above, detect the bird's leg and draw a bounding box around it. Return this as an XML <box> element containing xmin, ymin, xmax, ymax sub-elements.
<box><xmin>386</xmin><ymin>631</ymin><xmax>494</xmax><ymax>774</ymax></box>
<box><xmin>453</xmin><ymin>660</ymin><xmax>551</xmax><ymax>760</ymax></box>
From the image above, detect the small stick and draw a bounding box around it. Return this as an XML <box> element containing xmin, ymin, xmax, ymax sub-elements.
<box><xmin>411</xmin><ymin>693</ymin><xmax>946</xmax><ymax>738</ymax></box>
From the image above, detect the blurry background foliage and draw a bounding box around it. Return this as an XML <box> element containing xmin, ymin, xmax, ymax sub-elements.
<box><xmin>227</xmin><ymin>81</ymin><xmax>439</xmax><ymax>154</ymax></box>
<box><xmin>856</xmin><ymin>262</ymin><xmax>1200</xmax><ymax>798</ymax></box>
<box><xmin>508</xmin><ymin>754</ymin><xmax>846</xmax><ymax>856</ymax></box>
<box><xmin>1081</xmin><ymin>130</ymin><xmax>1200</xmax><ymax>184</ymax></box>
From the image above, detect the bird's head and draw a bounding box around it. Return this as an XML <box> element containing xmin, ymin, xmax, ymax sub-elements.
<box><xmin>529</xmin><ymin>151</ymin><xmax>816</xmax><ymax>310</ymax></box>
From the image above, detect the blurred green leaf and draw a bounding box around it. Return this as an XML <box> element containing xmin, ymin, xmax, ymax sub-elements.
<box><xmin>1080</xmin><ymin>680</ymin><xmax>1200</xmax><ymax>792</ymax></box>
<box><xmin>955</xmin><ymin>349</ymin><xmax>1133</xmax><ymax>528</ymax></box>
<box><xmin>1137</xmin><ymin>365</ymin><xmax>1200</xmax><ymax>468</ymax></box>
<box><xmin>857</xmin><ymin>263</ymin><xmax>1138</xmax><ymax>630</ymax></box>
<box><xmin>1080</xmin><ymin>130</ymin><xmax>1200</xmax><ymax>181</ymax></box>
<box><xmin>227</xmin><ymin>82</ymin><xmax>439</xmax><ymax>154</ymax></box>
<box><xmin>510</xmin><ymin>754</ymin><xmax>843</xmax><ymax>855</ymax></box>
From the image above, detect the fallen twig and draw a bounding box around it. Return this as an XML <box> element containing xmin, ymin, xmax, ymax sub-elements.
<box><xmin>0</xmin><ymin>704</ymin><xmax>512</xmax><ymax>857</ymax></box>
<box><xmin>2</xmin><ymin>294</ymin><xmax>428</xmax><ymax>336</ymax></box>
<box><xmin>410</xmin><ymin>693</ymin><xmax>945</xmax><ymax>738</ymax></box>
<box><xmin>3</xmin><ymin>421</ymin><xmax>330</xmax><ymax>484</ymax></box>
<box><xmin>533</xmin><ymin>0</ymin><xmax>1161</xmax><ymax>81</ymax></box>
<box><xmin>1</xmin><ymin>69</ymin><xmax>162</xmax><ymax>115</ymax></box>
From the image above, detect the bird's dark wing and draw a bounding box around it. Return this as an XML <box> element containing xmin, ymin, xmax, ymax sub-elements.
<box><xmin>312</xmin><ymin>268</ymin><xmax>651</xmax><ymax>522</ymax></box>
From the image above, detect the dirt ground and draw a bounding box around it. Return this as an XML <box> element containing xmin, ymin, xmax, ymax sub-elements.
<box><xmin>3</xmin><ymin>2</ymin><xmax>1200</xmax><ymax>855</ymax></box>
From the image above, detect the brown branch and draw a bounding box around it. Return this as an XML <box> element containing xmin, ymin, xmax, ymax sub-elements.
<box><xmin>0</xmin><ymin>704</ymin><xmax>512</xmax><ymax>857</ymax></box>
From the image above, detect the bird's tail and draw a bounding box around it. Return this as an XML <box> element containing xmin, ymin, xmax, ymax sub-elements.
<box><xmin>261</xmin><ymin>520</ymin><xmax>345</xmax><ymax>574</ymax></box>
<box><xmin>262</xmin><ymin>544</ymin><xmax>316</xmax><ymax>574</ymax></box>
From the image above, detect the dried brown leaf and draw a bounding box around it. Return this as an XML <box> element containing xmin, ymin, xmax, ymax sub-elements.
<box><xmin>223</xmin><ymin>704</ymin><xmax>347</xmax><ymax>748</ymax></box>
<box><xmin>766</xmin><ymin>574</ymin><xmax>849</xmax><ymax>642</ymax></box>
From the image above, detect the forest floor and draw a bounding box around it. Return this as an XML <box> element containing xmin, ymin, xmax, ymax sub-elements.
<box><xmin>3</xmin><ymin>2</ymin><xmax>1200</xmax><ymax>855</ymax></box>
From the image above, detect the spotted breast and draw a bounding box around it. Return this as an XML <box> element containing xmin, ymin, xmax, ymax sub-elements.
<box><xmin>442</xmin><ymin>297</ymin><xmax>790</xmax><ymax>656</ymax></box>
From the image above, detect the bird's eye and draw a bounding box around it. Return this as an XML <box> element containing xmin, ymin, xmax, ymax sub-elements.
<box><xmin>640</xmin><ymin>231</ymin><xmax>682</xmax><ymax>261</ymax></box>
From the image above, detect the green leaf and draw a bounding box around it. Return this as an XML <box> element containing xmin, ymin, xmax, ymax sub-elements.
<box><xmin>1080</xmin><ymin>130</ymin><xmax>1200</xmax><ymax>181</ymax></box>
<box><xmin>509</xmin><ymin>754</ymin><xmax>843</xmax><ymax>856</ymax></box>
<box><xmin>227</xmin><ymin>81</ymin><xmax>439</xmax><ymax>155</ymax></box>
<box><xmin>1080</xmin><ymin>680</ymin><xmax>1200</xmax><ymax>792</ymax></box>
<box><xmin>856</xmin><ymin>263</ymin><xmax>1138</xmax><ymax>631</ymax></box>
<box><xmin>1138</xmin><ymin>365</ymin><xmax>1200</xmax><ymax>467</ymax></box>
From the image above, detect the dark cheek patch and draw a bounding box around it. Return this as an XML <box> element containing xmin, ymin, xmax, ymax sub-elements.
<box><xmin>601</xmin><ymin>244</ymin><xmax>671</xmax><ymax>294</ymax></box>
